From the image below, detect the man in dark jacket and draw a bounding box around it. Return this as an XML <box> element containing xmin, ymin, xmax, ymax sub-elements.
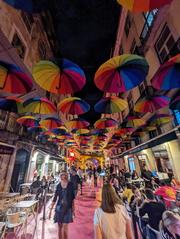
<box><xmin>70</xmin><ymin>169</ymin><xmax>81</xmax><ymax>197</ymax></box>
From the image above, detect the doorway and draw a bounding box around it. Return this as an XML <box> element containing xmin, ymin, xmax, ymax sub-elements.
<box><xmin>11</xmin><ymin>149</ymin><xmax>30</xmax><ymax>192</ymax></box>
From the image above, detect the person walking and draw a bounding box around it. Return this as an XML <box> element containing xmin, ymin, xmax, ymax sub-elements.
<box><xmin>49</xmin><ymin>171</ymin><xmax>75</xmax><ymax>239</ymax></box>
<box><xmin>70</xmin><ymin>169</ymin><xmax>81</xmax><ymax>197</ymax></box>
<box><xmin>94</xmin><ymin>183</ymin><xmax>133</xmax><ymax>239</ymax></box>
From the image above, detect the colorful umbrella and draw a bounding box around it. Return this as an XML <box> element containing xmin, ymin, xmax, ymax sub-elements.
<box><xmin>65</xmin><ymin>118</ymin><xmax>90</xmax><ymax>130</ymax></box>
<box><xmin>94</xmin><ymin>118</ymin><xmax>118</xmax><ymax>129</ymax></box>
<box><xmin>94</xmin><ymin>96</ymin><xmax>128</xmax><ymax>114</ymax></box>
<box><xmin>32</xmin><ymin>59</ymin><xmax>86</xmax><ymax>94</ymax></box>
<box><xmin>117</xmin><ymin>0</ymin><xmax>172</xmax><ymax>12</ymax></box>
<box><xmin>170</xmin><ymin>95</ymin><xmax>180</xmax><ymax>110</ymax></box>
<box><xmin>3</xmin><ymin>0</ymin><xmax>48</xmax><ymax>13</ymax></box>
<box><xmin>126</xmin><ymin>116</ymin><xmax>146</xmax><ymax>127</ymax></box>
<box><xmin>0</xmin><ymin>61</ymin><xmax>33</xmax><ymax>94</ymax></box>
<box><xmin>151</xmin><ymin>54</ymin><xmax>180</xmax><ymax>90</ymax></box>
<box><xmin>150</xmin><ymin>114</ymin><xmax>174</xmax><ymax>126</ymax></box>
<box><xmin>73</xmin><ymin>128</ymin><xmax>90</xmax><ymax>135</ymax></box>
<box><xmin>58</xmin><ymin>97</ymin><xmax>90</xmax><ymax>115</ymax></box>
<box><xmin>40</xmin><ymin>117</ymin><xmax>62</xmax><ymax>129</ymax></box>
<box><xmin>134</xmin><ymin>96</ymin><xmax>170</xmax><ymax>113</ymax></box>
<box><xmin>155</xmin><ymin>186</ymin><xmax>176</xmax><ymax>207</ymax></box>
<box><xmin>28</xmin><ymin>126</ymin><xmax>47</xmax><ymax>133</ymax></box>
<box><xmin>51</xmin><ymin>127</ymin><xmax>68</xmax><ymax>135</ymax></box>
<box><xmin>17</xmin><ymin>116</ymin><xmax>39</xmax><ymax>127</ymax></box>
<box><xmin>115</xmin><ymin>127</ymin><xmax>134</xmax><ymax>136</ymax></box>
<box><xmin>23</xmin><ymin>97</ymin><xmax>57</xmax><ymax>114</ymax></box>
<box><xmin>0</xmin><ymin>96</ymin><xmax>22</xmax><ymax>113</ymax></box>
<box><xmin>94</xmin><ymin>54</ymin><xmax>149</xmax><ymax>93</ymax></box>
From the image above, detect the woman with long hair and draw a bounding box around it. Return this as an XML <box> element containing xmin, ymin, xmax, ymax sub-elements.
<box><xmin>94</xmin><ymin>183</ymin><xmax>133</xmax><ymax>239</ymax></box>
<box><xmin>49</xmin><ymin>171</ymin><xmax>75</xmax><ymax>239</ymax></box>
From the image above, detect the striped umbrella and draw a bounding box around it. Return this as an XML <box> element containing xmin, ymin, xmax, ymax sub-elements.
<box><xmin>94</xmin><ymin>96</ymin><xmax>128</xmax><ymax>114</ymax></box>
<box><xmin>94</xmin><ymin>118</ymin><xmax>118</xmax><ymax>129</ymax></box>
<box><xmin>150</xmin><ymin>114</ymin><xmax>174</xmax><ymax>126</ymax></box>
<box><xmin>0</xmin><ymin>61</ymin><xmax>33</xmax><ymax>94</ymax></box>
<box><xmin>40</xmin><ymin>117</ymin><xmax>62</xmax><ymax>129</ymax></box>
<box><xmin>94</xmin><ymin>54</ymin><xmax>149</xmax><ymax>93</ymax></box>
<box><xmin>51</xmin><ymin>127</ymin><xmax>68</xmax><ymax>135</ymax></box>
<box><xmin>23</xmin><ymin>97</ymin><xmax>57</xmax><ymax>114</ymax></box>
<box><xmin>126</xmin><ymin>116</ymin><xmax>146</xmax><ymax>127</ymax></box>
<box><xmin>152</xmin><ymin>54</ymin><xmax>180</xmax><ymax>90</ymax></box>
<box><xmin>134</xmin><ymin>96</ymin><xmax>170</xmax><ymax>113</ymax></box>
<box><xmin>33</xmin><ymin>59</ymin><xmax>86</xmax><ymax>94</ymax></box>
<box><xmin>58</xmin><ymin>97</ymin><xmax>90</xmax><ymax>115</ymax></box>
<box><xmin>17</xmin><ymin>116</ymin><xmax>39</xmax><ymax>127</ymax></box>
<box><xmin>65</xmin><ymin>118</ymin><xmax>90</xmax><ymax>130</ymax></box>
<box><xmin>117</xmin><ymin>0</ymin><xmax>172</xmax><ymax>12</ymax></box>
<box><xmin>115</xmin><ymin>127</ymin><xmax>134</xmax><ymax>136</ymax></box>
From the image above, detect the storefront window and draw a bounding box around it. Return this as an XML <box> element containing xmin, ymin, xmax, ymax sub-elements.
<box><xmin>128</xmin><ymin>157</ymin><xmax>135</xmax><ymax>172</ymax></box>
<box><xmin>152</xmin><ymin>146</ymin><xmax>173</xmax><ymax>178</ymax></box>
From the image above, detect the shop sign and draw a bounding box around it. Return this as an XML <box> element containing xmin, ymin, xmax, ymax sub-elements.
<box><xmin>0</xmin><ymin>145</ymin><xmax>14</xmax><ymax>155</ymax></box>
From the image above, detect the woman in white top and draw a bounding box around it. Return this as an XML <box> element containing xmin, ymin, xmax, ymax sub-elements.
<box><xmin>94</xmin><ymin>183</ymin><xmax>133</xmax><ymax>239</ymax></box>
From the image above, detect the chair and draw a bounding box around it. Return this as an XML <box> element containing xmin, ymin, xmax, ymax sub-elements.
<box><xmin>146</xmin><ymin>224</ymin><xmax>160</xmax><ymax>239</ymax></box>
<box><xmin>6</xmin><ymin>211</ymin><xmax>26</xmax><ymax>239</ymax></box>
<box><xmin>0</xmin><ymin>221</ymin><xmax>6</xmax><ymax>239</ymax></box>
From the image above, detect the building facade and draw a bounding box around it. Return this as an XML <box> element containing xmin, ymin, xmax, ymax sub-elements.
<box><xmin>0</xmin><ymin>1</ymin><xmax>63</xmax><ymax>192</ymax></box>
<box><xmin>110</xmin><ymin>0</ymin><xmax>180</xmax><ymax>181</ymax></box>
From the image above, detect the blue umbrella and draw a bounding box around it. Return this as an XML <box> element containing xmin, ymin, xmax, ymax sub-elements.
<box><xmin>3</xmin><ymin>0</ymin><xmax>48</xmax><ymax>13</ymax></box>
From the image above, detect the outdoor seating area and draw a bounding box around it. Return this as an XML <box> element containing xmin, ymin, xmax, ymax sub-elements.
<box><xmin>0</xmin><ymin>192</ymin><xmax>39</xmax><ymax>238</ymax></box>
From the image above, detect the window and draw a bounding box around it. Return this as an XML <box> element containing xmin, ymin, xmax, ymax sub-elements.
<box><xmin>38</xmin><ymin>40</ymin><xmax>47</xmax><ymax>59</ymax></box>
<box><xmin>140</xmin><ymin>9</ymin><xmax>158</xmax><ymax>43</ymax></box>
<box><xmin>155</xmin><ymin>24</ymin><xmax>176</xmax><ymax>63</ymax></box>
<box><xmin>130</xmin><ymin>39</ymin><xmax>137</xmax><ymax>54</ymax></box>
<box><xmin>128</xmin><ymin>157</ymin><xmax>135</xmax><ymax>172</ymax></box>
<box><xmin>172</xmin><ymin>109</ymin><xmax>180</xmax><ymax>126</ymax></box>
<box><xmin>21</xmin><ymin>12</ymin><xmax>34</xmax><ymax>32</ymax></box>
<box><xmin>138</xmin><ymin>82</ymin><xmax>145</xmax><ymax>95</ymax></box>
<box><xmin>125</xmin><ymin>15</ymin><xmax>131</xmax><ymax>37</ymax></box>
<box><xmin>149</xmin><ymin>130</ymin><xmax>158</xmax><ymax>139</ymax></box>
<box><xmin>11</xmin><ymin>33</ymin><xmax>26</xmax><ymax>59</ymax></box>
<box><xmin>119</xmin><ymin>45</ymin><xmax>123</xmax><ymax>55</ymax></box>
<box><xmin>127</xmin><ymin>92</ymin><xmax>134</xmax><ymax>110</ymax></box>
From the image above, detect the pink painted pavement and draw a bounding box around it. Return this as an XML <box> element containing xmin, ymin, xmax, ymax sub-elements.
<box><xmin>5</xmin><ymin>184</ymin><xmax>99</xmax><ymax>239</ymax></box>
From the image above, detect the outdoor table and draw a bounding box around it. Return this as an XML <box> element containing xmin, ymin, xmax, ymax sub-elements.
<box><xmin>12</xmin><ymin>200</ymin><xmax>39</xmax><ymax>235</ymax></box>
<box><xmin>0</xmin><ymin>192</ymin><xmax>20</xmax><ymax>199</ymax></box>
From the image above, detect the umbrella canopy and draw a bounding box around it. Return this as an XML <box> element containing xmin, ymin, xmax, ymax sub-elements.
<box><xmin>32</xmin><ymin>59</ymin><xmax>86</xmax><ymax>94</ymax></box>
<box><xmin>151</xmin><ymin>54</ymin><xmax>180</xmax><ymax>90</ymax></box>
<box><xmin>94</xmin><ymin>96</ymin><xmax>128</xmax><ymax>114</ymax></box>
<box><xmin>40</xmin><ymin>117</ymin><xmax>62</xmax><ymax>129</ymax></box>
<box><xmin>17</xmin><ymin>116</ymin><xmax>39</xmax><ymax>127</ymax></box>
<box><xmin>28</xmin><ymin>126</ymin><xmax>47</xmax><ymax>133</ymax></box>
<box><xmin>94</xmin><ymin>118</ymin><xmax>118</xmax><ymax>129</ymax></box>
<box><xmin>23</xmin><ymin>97</ymin><xmax>57</xmax><ymax>114</ymax></box>
<box><xmin>0</xmin><ymin>61</ymin><xmax>33</xmax><ymax>94</ymax></box>
<box><xmin>150</xmin><ymin>114</ymin><xmax>174</xmax><ymax>126</ymax></box>
<box><xmin>3</xmin><ymin>0</ymin><xmax>48</xmax><ymax>13</ymax></box>
<box><xmin>117</xmin><ymin>0</ymin><xmax>172</xmax><ymax>12</ymax></box>
<box><xmin>94</xmin><ymin>54</ymin><xmax>149</xmax><ymax>93</ymax></box>
<box><xmin>0</xmin><ymin>96</ymin><xmax>22</xmax><ymax>113</ymax></box>
<box><xmin>134</xmin><ymin>96</ymin><xmax>170</xmax><ymax>113</ymax></box>
<box><xmin>73</xmin><ymin>128</ymin><xmax>90</xmax><ymax>135</ymax></box>
<box><xmin>51</xmin><ymin>127</ymin><xmax>68</xmax><ymax>135</ymax></box>
<box><xmin>65</xmin><ymin>118</ymin><xmax>90</xmax><ymax>130</ymax></box>
<box><xmin>115</xmin><ymin>127</ymin><xmax>134</xmax><ymax>136</ymax></box>
<box><xmin>58</xmin><ymin>97</ymin><xmax>90</xmax><ymax>115</ymax></box>
<box><xmin>126</xmin><ymin>116</ymin><xmax>146</xmax><ymax>127</ymax></box>
<box><xmin>170</xmin><ymin>95</ymin><xmax>180</xmax><ymax>110</ymax></box>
